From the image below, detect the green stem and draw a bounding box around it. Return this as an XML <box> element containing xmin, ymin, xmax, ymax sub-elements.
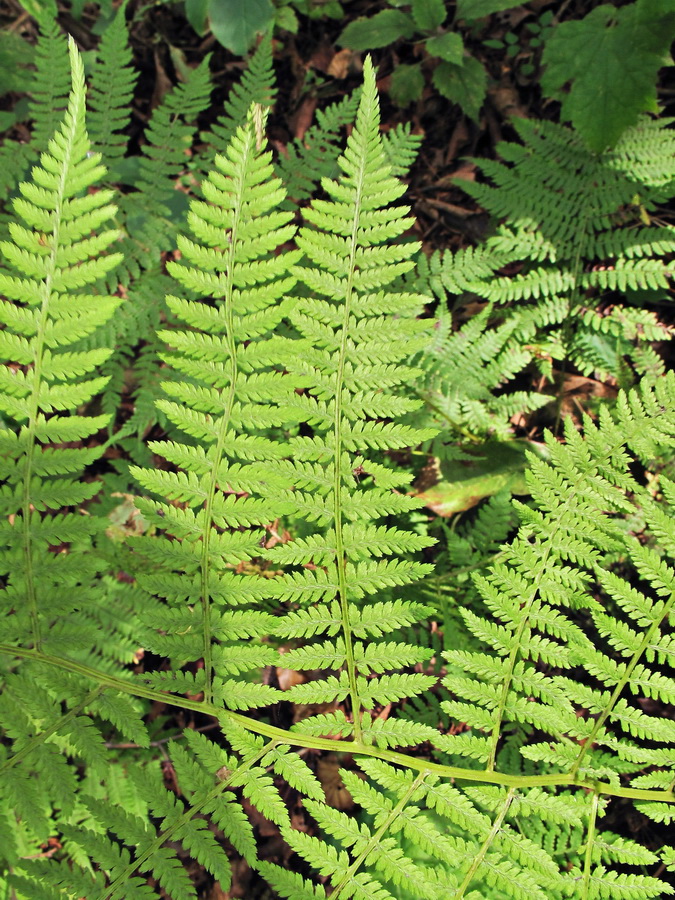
<box><xmin>581</xmin><ymin>790</ymin><xmax>599</xmax><ymax>900</ymax></box>
<box><xmin>454</xmin><ymin>788</ymin><xmax>516</xmax><ymax>899</ymax></box>
<box><xmin>0</xmin><ymin>644</ymin><xmax>672</xmax><ymax>805</ymax></box>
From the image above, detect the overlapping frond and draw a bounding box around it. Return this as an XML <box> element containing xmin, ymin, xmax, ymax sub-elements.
<box><xmin>0</xmin><ymin>18</ymin><xmax>70</xmax><ymax>210</ymax></box>
<box><xmin>427</xmin><ymin>117</ymin><xmax>674</xmax><ymax>383</ymax></box>
<box><xmin>259</xmin><ymin>57</ymin><xmax>437</xmax><ymax>743</ymax></box>
<box><xmin>410</xmin><ymin>303</ymin><xmax>548</xmax><ymax>446</ymax></box>
<box><xmin>87</xmin><ymin>3</ymin><xmax>138</xmax><ymax>172</ymax></box>
<box><xmin>202</xmin><ymin>34</ymin><xmax>277</xmax><ymax>166</ymax></box>
<box><xmin>0</xmin><ymin>37</ymin><xmax>122</xmax><ymax>655</ymax></box>
<box><xmin>129</xmin><ymin>103</ymin><xmax>302</xmax><ymax>709</ymax></box>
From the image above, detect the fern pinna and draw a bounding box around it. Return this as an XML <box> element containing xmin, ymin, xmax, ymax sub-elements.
<box><xmin>1</xmin><ymin>42</ymin><xmax>675</xmax><ymax>900</ymax></box>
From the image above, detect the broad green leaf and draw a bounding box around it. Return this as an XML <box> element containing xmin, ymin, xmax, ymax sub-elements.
<box><xmin>389</xmin><ymin>63</ymin><xmax>425</xmax><ymax>107</ymax></box>
<box><xmin>541</xmin><ymin>2</ymin><xmax>675</xmax><ymax>152</ymax></box>
<box><xmin>186</xmin><ymin>0</ymin><xmax>210</xmax><ymax>35</ymax></box>
<box><xmin>412</xmin><ymin>0</ymin><xmax>447</xmax><ymax>32</ymax></box>
<box><xmin>432</xmin><ymin>55</ymin><xmax>487</xmax><ymax>120</ymax></box>
<box><xmin>426</xmin><ymin>32</ymin><xmax>464</xmax><ymax>64</ymax></box>
<box><xmin>416</xmin><ymin>441</ymin><xmax>548</xmax><ymax>515</ymax></box>
<box><xmin>339</xmin><ymin>10</ymin><xmax>416</xmax><ymax>51</ymax></box>
<box><xmin>456</xmin><ymin>0</ymin><xmax>522</xmax><ymax>19</ymax></box>
<box><xmin>207</xmin><ymin>0</ymin><xmax>274</xmax><ymax>56</ymax></box>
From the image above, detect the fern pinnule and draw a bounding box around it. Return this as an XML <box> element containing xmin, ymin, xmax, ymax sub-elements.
<box><xmin>0</xmin><ymin>37</ymin><xmax>122</xmax><ymax>655</ymax></box>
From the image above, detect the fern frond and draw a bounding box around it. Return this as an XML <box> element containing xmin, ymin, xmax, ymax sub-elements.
<box><xmin>255</xmin><ymin>57</ymin><xmax>438</xmax><ymax>744</ymax></box>
<box><xmin>203</xmin><ymin>35</ymin><xmax>277</xmax><ymax>164</ymax></box>
<box><xmin>0</xmin><ymin>37</ymin><xmax>122</xmax><ymax>654</ymax></box>
<box><xmin>277</xmin><ymin>89</ymin><xmax>361</xmax><ymax>205</ymax></box>
<box><xmin>442</xmin><ymin>116</ymin><xmax>675</xmax><ymax>382</ymax></box>
<box><xmin>87</xmin><ymin>4</ymin><xmax>138</xmax><ymax>173</ymax></box>
<box><xmin>129</xmin><ymin>103</ymin><xmax>302</xmax><ymax>709</ymax></box>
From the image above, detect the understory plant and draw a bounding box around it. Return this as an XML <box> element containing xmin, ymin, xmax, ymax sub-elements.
<box><xmin>0</xmin><ymin>29</ymin><xmax>675</xmax><ymax>900</ymax></box>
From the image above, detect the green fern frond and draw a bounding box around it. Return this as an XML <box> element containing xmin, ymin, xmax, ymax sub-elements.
<box><xmin>258</xmin><ymin>56</ymin><xmax>438</xmax><ymax>744</ymax></box>
<box><xmin>129</xmin><ymin>103</ymin><xmax>302</xmax><ymax>708</ymax></box>
<box><xmin>203</xmin><ymin>34</ymin><xmax>277</xmax><ymax>164</ymax></box>
<box><xmin>433</xmin><ymin>116</ymin><xmax>675</xmax><ymax>383</ymax></box>
<box><xmin>87</xmin><ymin>4</ymin><xmax>138</xmax><ymax>173</ymax></box>
<box><xmin>26</xmin><ymin>18</ymin><xmax>72</xmax><ymax>155</ymax></box>
<box><xmin>411</xmin><ymin>304</ymin><xmax>548</xmax><ymax>444</ymax></box>
<box><xmin>0</xmin><ymin>36</ymin><xmax>122</xmax><ymax>653</ymax></box>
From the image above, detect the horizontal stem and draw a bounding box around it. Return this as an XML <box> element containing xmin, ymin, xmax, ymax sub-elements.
<box><xmin>1</xmin><ymin>643</ymin><xmax>673</xmax><ymax>805</ymax></box>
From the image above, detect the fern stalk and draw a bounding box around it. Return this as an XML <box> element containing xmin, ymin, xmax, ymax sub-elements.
<box><xmin>3</xmin><ymin>642</ymin><xmax>672</xmax><ymax>803</ymax></box>
<box><xmin>581</xmin><ymin>790</ymin><xmax>600</xmax><ymax>900</ymax></box>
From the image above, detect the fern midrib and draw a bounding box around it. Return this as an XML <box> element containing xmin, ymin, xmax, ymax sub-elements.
<box><xmin>196</xmin><ymin>140</ymin><xmax>249</xmax><ymax>705</ymax></box>
<box><xmin>331</xmin><ymin>145</ymin><xmax>367</xmax><ymax>745</ymax></box>
<box><xmin>581</xmin><ymin>789</ymin><xmax>600</xmax><ymax>900</ymax></box>
<box><xmin>569</xmin><ymin>588</ymin><xmax>675</xmax><ymax>778</ymax></box>
<box><xmin>5</xmin><ymin>643</ymin><xmax>672</xmax><ymax>803</ymax></box>
<box><xmin>21</xmin><ymin>94</ymin><xmax>81</xmax><ymax>652</ymax></box>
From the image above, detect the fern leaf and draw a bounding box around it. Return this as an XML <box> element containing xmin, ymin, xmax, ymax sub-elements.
<box><xmin>0</xmin><ymin>37</ymin><xmax>122</xmax><ymax>652</ymax></box>
<box><xmin>130</xmin><ymin>103</ymin><xmax>301</xmax><ymax>709</ymax></box>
